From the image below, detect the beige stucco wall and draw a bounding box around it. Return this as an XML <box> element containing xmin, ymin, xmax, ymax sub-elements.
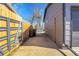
<box><xmin>45</xmin><ymin>3</ymin><xmax>64</xmax><ymax>48</ymax></box>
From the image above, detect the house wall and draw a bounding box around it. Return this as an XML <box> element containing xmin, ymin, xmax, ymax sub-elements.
<box><xmin>44</xmin><ymin>3</ymin><xmax>64</xmax><ymax>48</ymax></box>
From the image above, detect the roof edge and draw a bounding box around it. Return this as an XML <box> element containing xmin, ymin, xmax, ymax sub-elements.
<box><xmin>0</xmin><ymin>3</ymin><xmax>16</xmax><ymax>13</ymax></box>
<box><xmin>43</xmin><ymin>3</ymin><xmax>52</xmax><ymax>22</ymax></box>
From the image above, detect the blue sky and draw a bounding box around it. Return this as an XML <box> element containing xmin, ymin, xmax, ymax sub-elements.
<box><xmin>11</xmin><ymin>3</ymin><xmax>47</xmax><ymax>23</ymax></box>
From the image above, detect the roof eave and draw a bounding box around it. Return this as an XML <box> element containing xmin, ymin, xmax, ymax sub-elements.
<box><xmin>43</xmin><ymin>3</ymin><xmax>52</xmax><ymax>22</ymax></box>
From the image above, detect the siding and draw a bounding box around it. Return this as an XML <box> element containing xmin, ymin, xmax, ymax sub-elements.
<box><xmin>44</xmin><ymin>3</ymin><xmax>63</xmax><ymax>48</ymax></box>
<box><xmin>0</xmin><ymin>4</ymin><xmax>31</xmax><ymax>56</ymax></box>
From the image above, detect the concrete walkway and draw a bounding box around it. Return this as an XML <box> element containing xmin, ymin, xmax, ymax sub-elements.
<box><xmin>11</xmin><ymin>33</ymin><xmax>75</xmax><ymax>56</ymax></box>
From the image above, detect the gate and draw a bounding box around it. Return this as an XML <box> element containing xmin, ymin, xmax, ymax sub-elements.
<box><xmin>71</xmin><ymin>6</ymin><xmax>79</xmax><ymax>47</ymax></box>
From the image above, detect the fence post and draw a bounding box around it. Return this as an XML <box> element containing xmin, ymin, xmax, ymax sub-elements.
<box><xmin>7</xmin><ymin>18</ymin><xmax>11</xmax><ymax>51</ymax></box>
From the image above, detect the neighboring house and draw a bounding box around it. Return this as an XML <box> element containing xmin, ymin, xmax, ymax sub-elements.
<box><xmin>44</xmin><ymin>3</ymin><xmax>79</xmax><ymax>48</ymax></box>
<box><xmin>0</xmin><ymin>3</ymin><xmax>25</xmax><ymax>56</ymax></box>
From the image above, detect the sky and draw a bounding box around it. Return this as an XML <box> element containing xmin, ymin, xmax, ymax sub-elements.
<box><xmin>11</xmin><ymin>3</ymin><xmax>47</xmax><ymax>23</ymax></box>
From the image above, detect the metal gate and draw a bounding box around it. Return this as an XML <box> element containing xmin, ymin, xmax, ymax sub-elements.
<box><xmin>71</xmin><ymin>6</ymin><xmax>79</xmax><ymax>47</ymax></box>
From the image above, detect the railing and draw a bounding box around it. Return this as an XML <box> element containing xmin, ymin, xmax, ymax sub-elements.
<box><xmin>0</xmin><ymin>16</ymin><xmax>22</xmax><ymax>56</ymax></box>
<box><xmin>0</xmin><ymin>4</ymin><xmax>31</xmax><ymax>56</ymax></box>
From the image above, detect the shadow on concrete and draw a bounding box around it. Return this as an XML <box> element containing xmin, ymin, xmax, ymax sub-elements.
<box><xmin>21</xmin><ymin>33</ymin><xmax>68</xmax><ymax>56</ymax></box>
<box><xmin>21</xmin><ymin>33</ymin><xmax>60</xmax><ymax>49</ymax></box>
